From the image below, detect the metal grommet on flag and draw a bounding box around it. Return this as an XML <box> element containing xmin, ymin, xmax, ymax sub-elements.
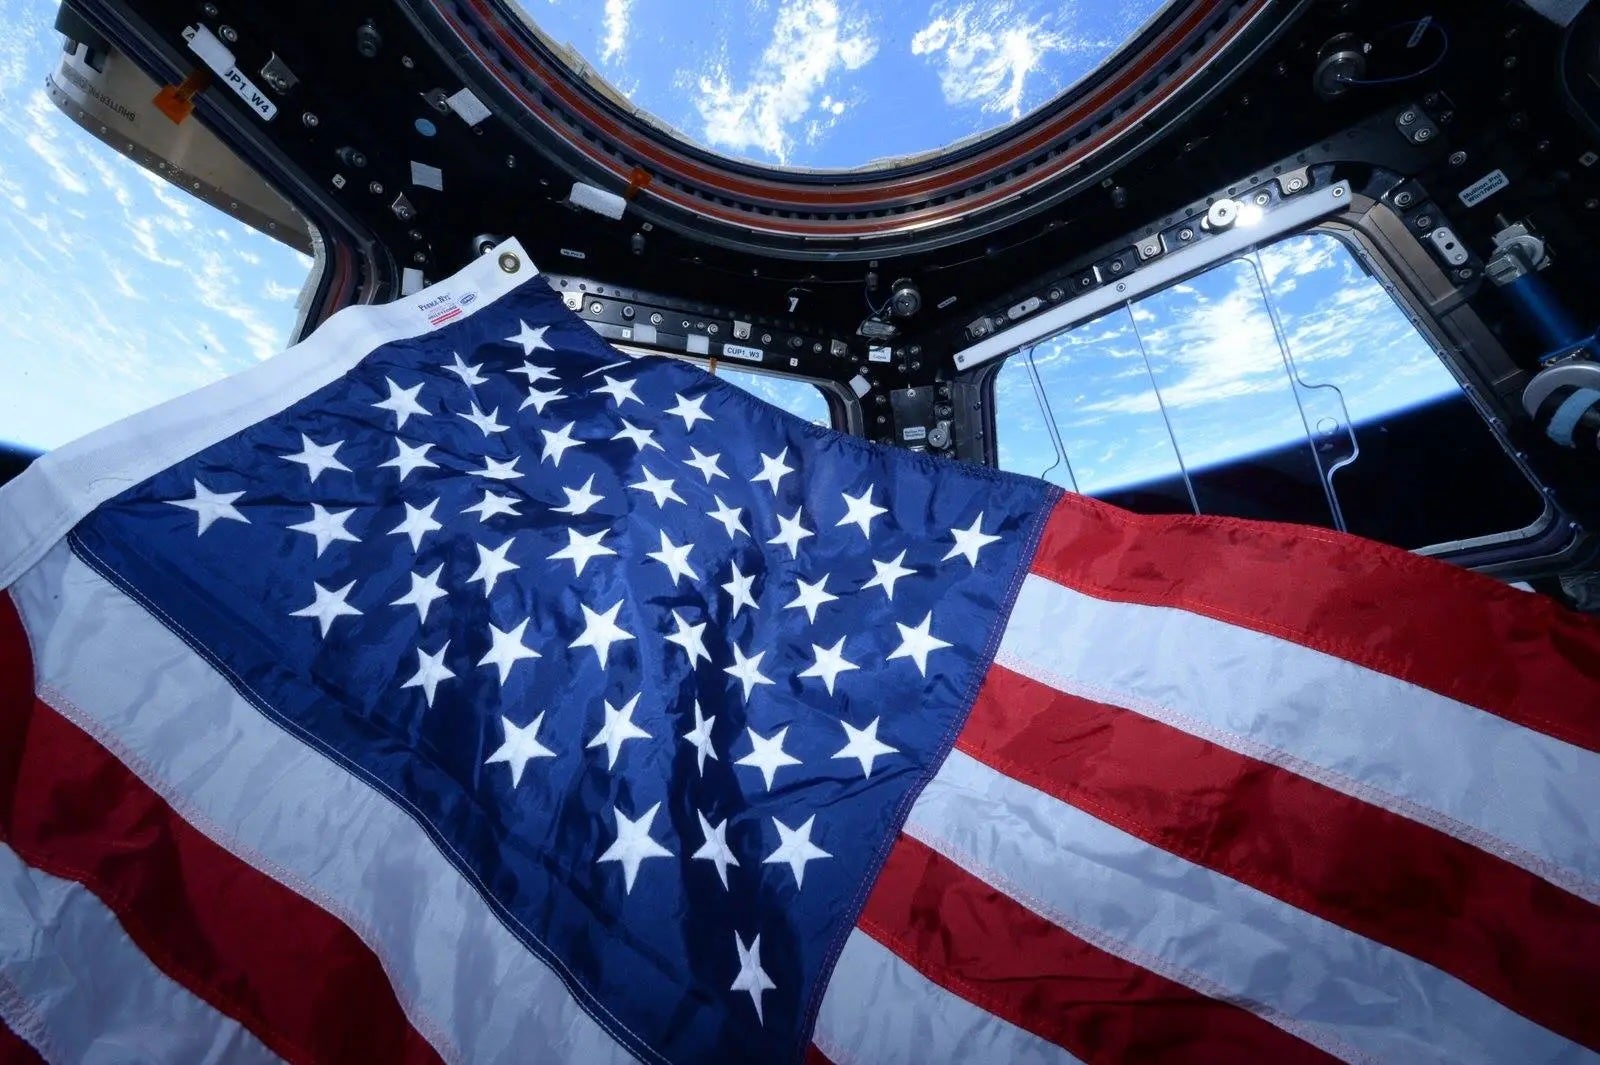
<box><xmin>497</xmin><ymin>251</ymin><xmax>520</xmax><ymax>274</ymax></box>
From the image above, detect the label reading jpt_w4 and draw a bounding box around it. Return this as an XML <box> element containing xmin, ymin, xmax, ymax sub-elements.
<box><xmin>1458</xmin><ymin>169</ymin><xmax>1509</xmax><ymax>207</ymax></box>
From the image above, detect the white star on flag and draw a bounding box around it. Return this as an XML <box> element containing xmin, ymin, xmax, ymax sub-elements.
<box><xmin>444</xmin><ymin>352</ymin><xmax>487</xmax><ymax>388</ymax></box>
<box><xmin>751</xmin><ymin>448</ymin><xmax>794</xmax><ymax>495</ymax></box>
<box><xmin>467</xmin><ymin>539</ymin><xmax>520</xmax><ymax>595</ymax></box>
<box><xmin>167</xmin><ymin>479</ymin><xmax>249</xmax><ymax>535</ymax></box>
<box><xmin>646</xmin><ymin>531</ymin><xmax>698</xmax><ymax>586</ymax></box>
<box><xmin>685</xmin><ymin>447</ymin><xmax>727</xmax><ymax>483</ymax></box>
<box><xmin>681</xmin><ymin>703</ymin><xmax>717</xmax><ymax>774</ymax></box>
<box><xmin>708</xmin><ymin>496</ymin><xmax>748</xmax><ymax>539</ymax></box>
<box><xmin>288</xmin><ymin>503</ymin><xmax>361</xmax><ymax>557</ymax></box>
<box><xmin>587</xmin><ymin>693</ymin><xmax>651</xmax><ymax>769</ymax></box>
<box><xmin>664</xmin><ymin>610</ymin><xmax>711</xmax><ymax>664</ymax></box>
<box><xmin>472</xmin><ymin>455</ymin><xmax>523</xmax><ymax>481</ymax></box>
<box><xmin>666</xmin><ymin>392</ymin><xmax>712</xmax><ymax>430</ymax></box>
<box><xmin>478</xmin><ymin>619</ymin><xmax>540</xmax><ymax>683</ymax></box>
<box><xmin>833</xmin><ymin>717</ymin><xmax>897</xmax><ymax>778</ymax></box>
<box><xmin>764</xmin><ymin>815</ymin><xmax>831</xmax><ymax>888</ymax></box>
<box><xmin>483</xmin><ymin>713</ymin><xmax>554</xmax><ymax>786</ymax></box>
<box><xmin>540</xmin><ymin>422</ymin><xmax>582</xmax><ymax>466</ymax></box>
<box><xmin>549</xmin><ymin>527</ymin><xmax>615</xmax><ymax>576</ymax></box>
<box><xmin>402</xmin><ymin>642</ymin><xmax>454</xmax><ymax>707</ymax></box>
<box><xmin>785</xmin><ymin>574</ymin><xmax>837</xmax><ymax>623</ymax></box>
<box><xmin>282</xmin><ymin>434</ymin><xmax>350</xmax><ymax>483</ymax></box>
<box><xmin>693</xmin><ymin>812</ymin><xmax>739</xmax><ymax>889</ymax></box>
<box><xmin>390</xmin><ymin>499</ymin><xmax>442</xmax><ymax>550</ymax></box>
<box><xmin>458</xmin><ymin>402</ymin><xmax>508</xmax><ymax>437</ymax></box>
<box><xmin>594</xmin><ymin>374</ymin><xmax>642</xmax><ymax>407</ymax></box>
<box><xmin>721</xmin><ymin>562</ymin><xmax>759</xmax><ymax>618</ymax></box>
<box><xmin>519</xmin><ymin>386</ymin><xmax>563</xmax><ymax>413</ymax></box>
<box><xmin>798</xmin><ymin>637</ymin><xmax>858</xmax><ymax>695</ymax></box>
<box><xmin>735</xmin><ymin>725</ymin><xmax>799</xmax><ymax>790</ymax></box>
<box><xmin>731</xmin><ymin>934</ymin><xmax>775</xmax><ymax>1024</ymax></box>
<box><xmin>570</xmin><ymin>600</ymin><xmax>633</xmax><ymax>667</ymax></box>
<box><xmin>861</xmin><ymin>550</ymin><xmax>916</xmax><ymax>600</ymax></box>
<box><xmin>289</xmin><ymin>580</ymin><xmax>361</xmax><ymax>637</ymax></box>
<box><xmin>508</xmin><ymin>320</ymin><xmax>553</xmax><ymax>356</ymax></box>
<box><xmin>944</xmin><ymin>512</ymin><xmax>1002</xmax><ymax>566</ymax></box>
<box><xmin>372</xmin><ymin>377</ymin><xmax>428</xmax><ymax>428</ymax></box>
<box><xmin>392</xmin><ymin>565</ymin><xmax>448</xmax><ymax>624</ymax></box>
<box><xmin>724</xmin><ymin>643</ymin><xmax>774</xmax><ymax>701</ymax></box>
<box><xmin>837</xmin><ymin>487</ymin><xmax>888</xmax><ymax>538</ymax></box>
<box><xmin>767</xmin><ymin>508</ymin><xmax>813</xmax><ymax>559</ymax></box>
<box><xmin>611</xmin><ymin>419</ymin><xmax>664</xmax><ymax>452</ymax></box>
<box><xmin>629</xmin><ymin>468</ymin><xmax>685</xmax><ymax>508</ymax></box>
<box><xmin>553</xmin><ymin>475</ymin><xmax>605</xmax><ymax>516</ymax></box>
<box><xmin>380</xmin><ymin>439</ymin><xmax>436</xmax><ymax>480</ymax></box>
<box><xmin>887</xmin><ymin>611</ymin><xmax>953</xmax><ymax>676</ymax></box>
<box><xmin>464</xmin><ymin>490</ymin><xmax>520</xmax><ymax>522</ymax></box>
<box><xmin>597</xmin><ymin>802</ymin><xmax>672</xmax><ymax>894</ymax></box>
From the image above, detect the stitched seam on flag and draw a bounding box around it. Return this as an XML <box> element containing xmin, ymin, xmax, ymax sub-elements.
<box><xmin>1033</xmin><ymin>497</ymin><xmax>1598</xmax><ymax>750</ymax></box>
<box><xmin>64</xmin><ymin>534</ymin><xmax>665</xmax><ymax>1065</ymax></box>
<box><xmin>900</xmin><ymin>822</ymin><xmax>1373</xmax><ymax>1065</ymax></box>
<box><xmin>0</xmin><ymin>836</ymin><xmax>313</xmax><ymax>1064</ymax></box>
<box><xmin>0</xmin><ymin>973</ymin><xmax>59</xmax><ymax>1064</ymax></box>
<box><xmin>33</xmin><ymin>680</ymin><xmax>463</xmax><ymax>1065</ymax></box>
<box><xmin>990</xmin><ymin>644</ymin><xmax>1600</xmax><ymax>906</ymax></box>
<box><xmin>795</xmin><ymin>486</ymin><xmax>1063</xmax><ymax>1058</ymax></box>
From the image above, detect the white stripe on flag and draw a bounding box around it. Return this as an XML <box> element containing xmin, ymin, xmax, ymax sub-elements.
<box><xmin>814</xmin><ymin>929</ymin><xmax>1080</xmax><ymax>1065</ymax></box>
<box><xmin>0</xmin><ymin>839</ymin><xmax>280</xmax><ymax>1065</ymax></box>
<box><xmin>906</xmin><ymin>749</ymin><xmax>1596</xmax><ymax>1065</ymax></box>
<box><xmin>9</xmin><ymin>542</ymin><xmax>637</xmax><ymax>1065</ymax></box>
<box><xmin>997</xmin><ymin>573</ymin><xmax>1600</xmax><ymax>901</ymax></box>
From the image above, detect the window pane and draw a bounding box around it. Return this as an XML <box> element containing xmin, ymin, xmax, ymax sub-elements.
<box><xmin>993</xmin><ymin>231</ymin><xmax>1547</xmax><ymax>553</ymax></box>
<box><xmin>714</xmin><ymin>366</ymin><xmax>833</xmax><ymax>428</ymax></box>
<box><xmin>0</xmin><ymin>13</ymin><xmax>312</xmax><ymax>455</ymax></box>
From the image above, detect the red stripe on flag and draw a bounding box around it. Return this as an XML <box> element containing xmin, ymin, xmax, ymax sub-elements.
<box><xmin>959</xmin><ymin>663</ymin><xmax>1600</xmax><ymax>1052</ymax></box>
<box><xmin>0</xmin><ymin>593</ymin><xmax>443</xmax><ymax>1065</ymax></box>
<box><xmin>1031</xmin><ymin>495</ymin><xmax>1600</xmax><ymax>752</ymax></box>
<box><xmin>858</xmin><ymin>833</ymin><xmax>1336</xmax><ymax>1065</ymax></box>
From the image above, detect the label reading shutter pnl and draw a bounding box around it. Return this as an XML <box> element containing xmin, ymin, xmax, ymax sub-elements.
<box><xmin>1459</xmin><ymin>169</ymin><xmax>1509</xmax><ymax>207</ymax></box>
<box><xmin>722</xmin><ymin>343</ymin><xmax>763</xmax><ymax>362</ymax></box>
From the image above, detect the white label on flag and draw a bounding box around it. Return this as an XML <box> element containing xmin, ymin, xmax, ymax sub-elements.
<box><xmin>182</xmin><ymin>26</ymin><xmax>277</xmax><ymax>120</ymax></box>
<box><xmin>447</xmin><ymin>88</ymin><xmax>492</xmax><ymax>126</ymax></box>
<box><xmin>1458</xmin><ymin>170</ymin><xmax>1509</xmax><ymax>207</ymax></box>
<box><xmin>722</xmin><ymin>343</ymin><xmax>762</xmax><ymax>362</ymax></box>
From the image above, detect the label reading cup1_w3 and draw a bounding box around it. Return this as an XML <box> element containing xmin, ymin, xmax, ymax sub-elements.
<box><xmin>722</xmin><ymin>343</ymin><xmax>763</xmax><ymax>362</ymax></box>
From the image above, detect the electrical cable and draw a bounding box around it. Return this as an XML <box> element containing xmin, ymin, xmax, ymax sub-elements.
<box><xmin>1337</xmin><ymin>17</ymin><xmax>1449</xmax><ymax>87</ymax></box>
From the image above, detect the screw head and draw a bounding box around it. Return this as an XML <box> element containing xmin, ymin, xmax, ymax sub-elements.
<box><xmin>368</xmin><ymin>181</ymin><xmax>384</xmax><ymax>195</ymax></box>
<box><xmin>1395</xmin><ymin>191</ymin><xmax>1414</xmax><ymax>207</ymax></box>
<box><xmin>218</xmin><ymin>24</ymin><xmax>238</xmax><ymax>42</ymax></box>
<box><xmin>1399</xmin><ymin>109</ymin><xmax>1418</xmax><ymax>124</ymax></box>
<box><xmin>1448</xmin><ymin>150</ymin><xmax>1467</xmax><ymax>166</ymax></box>
<box><xmin>497</xmin><ymin>252</ymin><xmax>520</xmax><ymax>273</ymax></box>
<box><xmin>202</xmin><ymin>3</ymin><xmax>219</xmax><ymax>15</ymax></box>
<box><xmin>1287</xmin><ymin>177</ymin><xmax>1305</xmax><ymax>191</ymax></box>
<box><xmin>412</xmin><ymin>251</ymin><xmax>426</xmax><ymax>264</ymax></box>
<box><xmin>301</xmin><ymin>111</ymin><xmax>319</xmax><ymax>128</ymax></box>
<box><xmin>1413</xmin><ymin>127</ymin><xmax>1434</xmax><ymax>143</ymax></box>
<box><xmin>400</xmin><ymin>55</ymin><xmax>415</xmax><ymax>69</ymax></box>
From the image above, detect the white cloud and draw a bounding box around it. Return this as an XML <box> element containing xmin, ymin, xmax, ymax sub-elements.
<box><xmin>911</xmin><ymin>2</ymin><xmax>1103</xmax><ymax>120</ymax></box>
<box><xmin>692</xmin><ymin>0</ymin><xmax>877</xmax><ymax>164</ymax></box>
<box><xmin>602</xmin><ymin>0</ymin><xmax>633</xmax><ymax>63</ymax></box>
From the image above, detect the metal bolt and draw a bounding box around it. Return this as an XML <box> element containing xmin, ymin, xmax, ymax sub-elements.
<box><xmin>409</xmin><ymin>251</ymin><xmax>427</xmax><ymax>264</ymax></box>
<box><xmin>1395</xmin><ymin>191</ymin><xmax>1414</xmax><ymax>207</ymax></box>
<box><xmin>1332</xmin><ymin>187</ymin><xmax>1345</xmax><ymax>198</ymax></box>
<box><xmin>708</xmin><ymin>324</ymin><xmax>719</xmax><ymax>335</ymax></box>
<box><xmin>219</xmin><ymin>24</ymin><xmax>238</xmax><ymax>42</ymax></box>
<box><xmin>1287</xmin><ymin>177</ymin><xmax>1305</xmax><ymax>192</ymax></box>
<box><xmin>1586</xmin><ymin>198</ymin><xmax>1599</xmax><ymax>210</ymax></box>
<box><xmin>1255</xmin><ymin>192</ymin><xmax>1270</xmax><ymax>206</ymax></box>
<box><xmin>1456</xmin><ymin>268</ymin><xmax>1473</xmax><ymax>280</ymax></box>
<box><xmin>589</xmin><ymin>301</ymin><xmax>603</xmax><ymax>315</ymax></box>
<box><xmin>497</xmin><ymin>252</ymin><xmax>520</xmax><ymax>273</ymax></box>
<box><xmin>650</xmin><ymin>312</ymin><xmax>663</xmax><ymax>326</ymax></box>
<box><xmin>1415</xmin><ymin>214</ymin><xmax>1433</xmax><ymax>229</ymax></box>
<box><xmin>1448</xmin><ymin>150</ymin><xmax>1467</xmax><ymax>166</ymax></box>
<box><xmin>401</xmin><ymin>55</ymin><xmax>415</xmax><ymax>69</ymax></box>
<box><xmin>1109</xmin><ymin>260</ymin><xmax>1124</xmax><ymax>274</ymax></box>
<box><xmin>368</xmin><ymin>181</ymin><xmax>384</xmax><ymax>195</ymax></box>
<box><xmin>1399</xmin><ymin>109</ymin><xmax>1417</xmax><ymax>125</ymax></box>
<box><xmin>761</xmin><ymin>333</ymin><xmax>773</xmax><ymax>344</ymax></box>
<box><xmin>1179</xmin><ymin>227</ymin><xmax>1194</xmax><ymax>241</ymax></box>
<box><xmin>202</xmin><ymin>3</ymin><xmax>219</xmax><ymax>15</ymax></box>
<box><xmin>1116</xmin><ymin>282</ymin><xmax>1127</xmax><ymax>293</ymax></box>
<box><xmin>1413</xmin><ymin>128</ymin><xmax>1433</xmax><ymax>143</ymax></box>
<box><xmin>1503</xmin><ymin>55</ymin><xmax>1518</xmax><ymax>70</ymax></box>
<box><xmin>505</xmin><ymin>155</ymin><xmax>517</xmax><ymax>168</ymax></box>
<box><xmin>407</xmin><ymin>228</ymin><xmax>423</xmax><ymax>241</ymax></box>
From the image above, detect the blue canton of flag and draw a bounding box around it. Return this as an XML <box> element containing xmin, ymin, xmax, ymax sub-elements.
<box><xmin>67</xmin><ymin>266</ymin><xmax>1055</xmax><ymax>1062</ymax></box>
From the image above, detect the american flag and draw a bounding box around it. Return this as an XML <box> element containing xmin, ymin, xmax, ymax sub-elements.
<box><xmin>0</xmin><ymin>240</ymin><xmax>1596</xmax><ymax>1064</ymax></box>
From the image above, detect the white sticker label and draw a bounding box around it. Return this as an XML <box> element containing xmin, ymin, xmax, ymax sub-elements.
<box><xmin>1458</xmin><ymin>169</ymin><xmax>1509</xmax><ymax>207</ymax></box>
<box><xmin>687</xmin><ymin>335</ymin><xmax>710</xmax><ymax>356</ymax></box>
<box><xmin>410</xmin><ymin>161</ymin><xmax>444</xmax><ymax>191</ymax></box>
<box><xmin>447</xmin><ymin>88</ymin><xmax>492</xmax><ymax>126</ymax></box>
<box><xmin>902</xmin><ymin>425</ymin><xmax>928</xmax><ymax>442</ymax></box>
<box><xmin>183</xmin><ymin>26</ymin><xmax>276</xmax><ymax>120</ymax></box>
<box><xmin>722</xmin><ymin>343</ymin><xmax>762</xmax><ymax>362</ymax></box>
<box><xmin>1581</xmin><ymin>151</ymin><xmax>1599</xmax><ymax>168</ymax></box>
<box><xmin>868</xmin><ymin>346</ymin><xmax>893</xmax><ymax>364</ymax></box>
<box><xmin>849</xmin><ymin>375</ymin><xmax>871</xmax><ymax>398</ymax></box>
